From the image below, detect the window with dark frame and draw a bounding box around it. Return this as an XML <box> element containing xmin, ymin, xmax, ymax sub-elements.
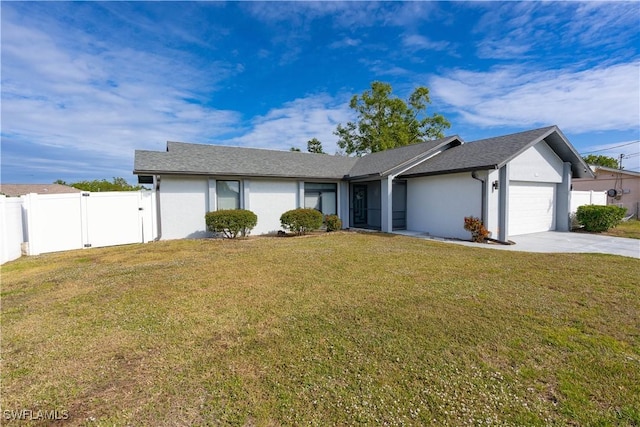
<box><xmin>304</xmin><ymin>182</ymin><xmax>337</xmax><ymax>216</ymax></box>
<box><xmin>216</xmin><ymin>180</ymin><xmax>240</xmax><ymax>210</ymax></box>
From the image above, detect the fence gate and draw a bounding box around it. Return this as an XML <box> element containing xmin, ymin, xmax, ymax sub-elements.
<box><xmin>23</xmin><ymin>191</ymin><xmax>156</xmax><ymax>256</ymax></box>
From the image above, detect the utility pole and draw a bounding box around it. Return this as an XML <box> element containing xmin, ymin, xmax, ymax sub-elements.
<box><xmin>619</xmin><ymin>153</ymin><xmax>624</xmax><ymax>170</ymax></box>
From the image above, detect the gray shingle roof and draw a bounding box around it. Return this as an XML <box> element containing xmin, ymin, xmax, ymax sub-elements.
<box><xmin>400</xmin><ymin>126</ymin><xmax>593</xmax><ymax>179</ymax></box>
<box><xmin>134</xmin><ymin>126</ymin><xmax>593</xmax><ymax>181</ymax></box>
<box><xmin>134</xmin><ymin>142</ymin><xmax>358</xmax><ymax>180</ymax></box>
<box><xmin>345</xmin><ymin>136</ymin><xmax>463</xmax><ymax>179</ymax></box>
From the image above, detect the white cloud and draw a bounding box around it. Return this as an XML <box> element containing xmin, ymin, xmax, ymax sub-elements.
<box><xmin>402</xmin><ymin>34</ymin><xmax>450</xmax><ymax>52</ymax></box>
<box><xmin>1</xmin><ymin>11</ymin><xmax>242</xmax><ymax>163</ymax></box>
<box><xmin>329</xmin><ymin>37</ymin><xmax>361</xmax><ymax>49</ymax></box>
<box><xmin>244</xmin><ymin>1</ymin><xmax>439</xmax><ymax>30</ymax></box>
<box><xmin>226</xmin><ymin>94</ymin><xmax>353</xmax><ymax>154</ymax></box>
<box><xmin>570</xmin><ymin>2</ymin><xmax>640</xmax><ymax>50</ymax></box>
<box><xmin>472</xmin><ymin>2</ymin><xmax>640</xmax><ymax>61</ymax></box>
<box><xmin>430</xmin><ymin>61</ymin><xmax>640</xmax><ymax>134</ymax></box>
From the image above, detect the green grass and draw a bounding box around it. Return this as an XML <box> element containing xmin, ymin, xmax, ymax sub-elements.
<box><xmin>2</xmin><ymin>232</ymin><xmax>639</xmax><ymax>426</ymax></box>
<box><xmin>604</xmin><ymin>219</ymin><xmax>640</xmax><ymax>239</ymax></box>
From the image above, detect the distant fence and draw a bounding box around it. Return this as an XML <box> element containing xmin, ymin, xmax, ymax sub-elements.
<box><xmin>570</xmin><ymin>190</ymin><xmax>607</xmax><ymax>214</ymax></box>
<box><xmin>1</xmin><ymin>191</ymin><xmax>157</xmax><ymax>264</ymax></box>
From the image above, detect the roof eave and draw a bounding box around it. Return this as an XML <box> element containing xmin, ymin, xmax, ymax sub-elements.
<box><xmin>543</xmin><ymin>127</ymin><xmax>594</xmax><ymax>179</ymax></box>
<box><xmin>399</xmin><ymin>164</ymin><xmax>500</xmax><ymax>179</ymax></box>
<box><xmin>133</xmin><ymin>169</ymin><xmax>347</xmax><ymax>180</ymax></box>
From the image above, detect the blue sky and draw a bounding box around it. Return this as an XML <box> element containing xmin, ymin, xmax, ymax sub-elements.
<box><xmin>2</xmin><ymin>1</ymin><xmax>639</xmax><ymax>184</ymax></box>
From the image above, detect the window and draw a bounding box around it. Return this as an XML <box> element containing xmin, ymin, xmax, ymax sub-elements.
<box><xmin>217</xmin><ymin>180</ymin><xmax>240</xmax><ymax>210</ymax></box>
<box><xmin>304</xmin><ymin>182</ymin><xmax>337</xmax><ymax>216</ymax></box>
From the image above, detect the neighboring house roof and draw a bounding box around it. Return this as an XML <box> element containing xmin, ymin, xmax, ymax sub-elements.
<box><xmin>0</xmin><ymin>183</ymin><xmax>82</xmax><ymax>197</ymax></box>
<box><xmin>586</xmin><ymin>165</ymin><xmax>640</xmax><ymax>177</ymax></box>
<box><xmin>400</xmin><ymin>126</ymin><xmax>593</xmax><ymax>179</ymax></box>
<box><xmin>346</xmin><ymin>136</ymin><xmax>463</xmax><ymax>179</ymax></box>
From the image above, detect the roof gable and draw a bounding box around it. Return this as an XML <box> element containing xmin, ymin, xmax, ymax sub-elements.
<box><xmin>346</xmin><ymin>136</ymin><xmax>463</xmax><ymax>179</ymax></box>
<box><xmin>400</xmin><ymin>126</ymin><xmax>593</xmax><ymax>179</ymax></box>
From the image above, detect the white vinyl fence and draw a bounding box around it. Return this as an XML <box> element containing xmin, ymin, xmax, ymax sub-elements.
<box><xmin>1</xmin><ymin>191</ymin><xmax>157</xmax><ymax>264</ymax></box>
<box><xmin>570</xmin><ymin>190</ymin><xmax>607</xmax><ymax>214</ymax></box>
<box><xmin>1</xmin><ymin>196</ymin><xmax>26</xmax><ymax>264</ymax></box>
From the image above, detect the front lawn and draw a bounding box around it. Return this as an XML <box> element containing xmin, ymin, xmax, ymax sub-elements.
<box><xmin>2</xmin><ymin>233</ymin><xmax>639</xmax><ymax>425</ymax></box>
<box><xmin>604</xmin><ymin>218</ymin><xmax>640</xmax><ymax>239</ymax></box>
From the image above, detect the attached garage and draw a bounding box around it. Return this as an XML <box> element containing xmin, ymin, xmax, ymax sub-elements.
<box><xmin>508</xmin><ymin>181</ymin><xmax>556</xmax><ymax>236</ymax></box>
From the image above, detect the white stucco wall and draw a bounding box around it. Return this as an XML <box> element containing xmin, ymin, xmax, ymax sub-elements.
<box><xmin>406</xmin><ymin>172</ymin><xmax>482</xmax><ymax>240</ymax></box>
<box><xmin>159</xmin><ymin>176</ymin><xmax>209</xmax><ymax>240</ymax></box>
<box><xmin>509</xmin><ymin>141</ymin><xmax>563</xmax><ymax>183</ymax></box>
<box><xmin>248</xmin><ymin>179</ymin><xmax>299</xmax><ymax>235</ymax></box>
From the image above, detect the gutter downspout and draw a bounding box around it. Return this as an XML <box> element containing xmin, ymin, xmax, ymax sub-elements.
<box><xmin>471</xmin><ymin>171</ymin><xmax>485</xmax><ymax>223</ymax></box>
<box><xmin>471</xmin><ymin>170</ymin><xmax>513</xmax><ymax>245</ymax></box>
<box><xmin>154</xmin><ymin>176</ymin><xmax>162</xmax><ymax>241</ymax></box>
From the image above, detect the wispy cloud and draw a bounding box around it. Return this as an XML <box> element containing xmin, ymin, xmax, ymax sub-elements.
<box><xmin>2</xmin><ymin>1</ymin><xmax>638</xmax><ymax>183</ymax></box>
<box><xmin>227</xmin><ymin>94</ymin><xmax>353</xmax><ymax>154</ymax></box>
<box><xmin>244</xmin><ymin>1</ymin><xmax>440</xmax><ymax>30</ymax></box>
<box><xmin>1</xmin><ymin>5</ymin><xmax>241</xmax><ymax>163</ymax></box>
<box><xmin>473</xmin><ymin>2</ymin><xmax>639</xmax><ymax>62</ymax></box>
<box><xmin>570</xmin><ymin>2</ymin><xmax>640</xmax><ymax>51</ymax></box>
<box><xmin>402</xmin><ymin>34</ymin><xmax>450</xmax><ymax>52</ymax></box>
<box><xmin>430</xmin><ymin>62</ymin><xmax>640</xmax><ymax>133</ymax></box>
<box><xmin>329</xmin><ymin>37</ymin><xmax>361</xmax><ymax>49</ymax></box>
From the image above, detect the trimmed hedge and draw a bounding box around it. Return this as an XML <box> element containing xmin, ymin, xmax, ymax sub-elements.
<box><xmin>205</xmin><ymin>209</ymin><xmax>257</xmax><ymax>239</ymax></box>
<box><xmin>575</xmin><ymin>205</ymin><xmax>627</xmax><ymax>232</ymax></box>
<box><xmin>280</xmin><ymin>208</ymin><xmax>324</xmax><ymax>235</ymax></box>
<box><xmin>325</xmin><ymin>214</ymin><xmax>342</xmax><ymax>232</ymax></box>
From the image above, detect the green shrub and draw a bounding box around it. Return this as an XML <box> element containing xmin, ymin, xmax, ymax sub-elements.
<box><xmin>325</xmin><ymin>214</ymin><xmax>342</xmax><ymax>232</ymax></box>
<box><xmin>464</xmin><ymin>216</ymin><xmax>489</xmax><ymax>243</ymax></box>
<box><xmin>205</xmin><ymin>209</ymin><xmax>257</xmax><ymax>239</ymax></box>
<box><xmin>280</xmin><ymin>208</ymin><xmax>324</xmax><ymax>235</ymax></box>
<box><xmin>576</xmin><ymin>205</ymin><xmax>627</xmax><ymax>232</ymax></box>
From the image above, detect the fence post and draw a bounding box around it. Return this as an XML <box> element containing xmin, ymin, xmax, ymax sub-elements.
<box><xmin>22</xmin><ymin>193</ymin><xmax>38</xmax><ymax>256</ymax></box>
<box><xmin>80</xmin><ymin>192</ymin><xmax>90</xmax><ymax>248</ymax></box>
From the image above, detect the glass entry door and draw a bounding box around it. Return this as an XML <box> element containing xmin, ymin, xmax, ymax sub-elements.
<box><xmin>353</xmin><ymin>184</ymin><xmax>367</xmax><ymax>227</ymax></box>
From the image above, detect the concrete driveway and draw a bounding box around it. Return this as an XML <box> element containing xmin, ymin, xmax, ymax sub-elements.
<box><xmin>397</xmin><ymin>230</ymin><xmax>640</xmax><ymax>259</ymax></box>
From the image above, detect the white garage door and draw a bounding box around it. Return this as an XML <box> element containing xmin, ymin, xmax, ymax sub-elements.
<box><xmin>508</xmin><ymin>182</ymin><xmax>556</xmax><ymax>236</ymax></box>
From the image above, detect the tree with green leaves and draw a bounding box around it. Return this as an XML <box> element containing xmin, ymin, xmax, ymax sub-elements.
<box><xmin>290</xmin><ymin>147</ymin><xmax>301</xmax><ymax>152</ymax></box>
<box><xmin>54</xmin><ymin>177</ymin><xmax>145</xmax><ymax>192</ymax></box>
<box><xmin>582</xmin><ymin>155</ymin><xmax>619</xmax><ymax>169</ymax></box>
<box><xmin>334</xmin><ymin>81</ymin><xmax>450</xmax><ymax>156</ymax></box>
<box><xmin>307</xmin><ymin>138</ymin><xmax>325</xmax><ymax>154</ymax></box>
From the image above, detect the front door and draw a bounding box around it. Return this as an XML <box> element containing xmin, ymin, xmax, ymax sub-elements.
<box><xmin>353</xmin><ymin>184</ymin><xmax>367</xmax><ymax>227</ymax></box>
